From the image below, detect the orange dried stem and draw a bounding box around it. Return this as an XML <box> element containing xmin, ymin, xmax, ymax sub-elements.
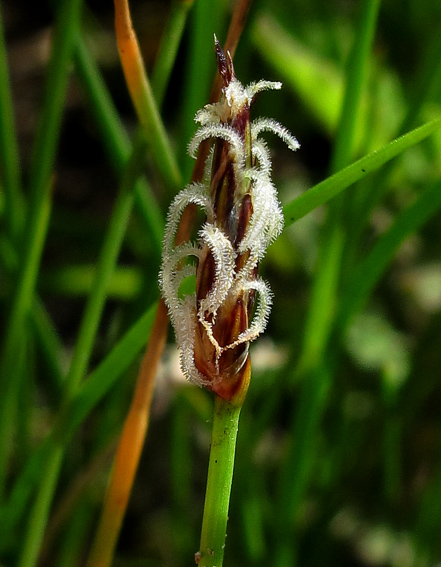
<box><xmin>113</xmin><ymin>0</ymin><xmax>181</xmax><ymax>191</ymax></box>
<box><xmin>87</xmin><ymin>301</ymin><xmax>168</xmax><ymax>567</ymax></box>
<box><xmin>114</xmin><ymin>0</ymin><xmax>146</xmax><ymax>123</ymax></box>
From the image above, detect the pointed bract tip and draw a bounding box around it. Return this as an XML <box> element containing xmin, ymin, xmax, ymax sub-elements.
<box><xmin>214</xmin><ymin>34</ymin><xmax>235</xmax><ymax>87</ymax></box>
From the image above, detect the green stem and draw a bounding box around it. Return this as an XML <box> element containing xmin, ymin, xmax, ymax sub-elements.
<box><xmin>198</xmin><ymin>396</ymin><xmax>241</xmax><ymax>567</ymax></box>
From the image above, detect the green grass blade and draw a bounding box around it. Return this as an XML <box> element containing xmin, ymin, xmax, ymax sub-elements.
<box><xmin>275</xmin><ymin>6</ymin><xmax>382</xmax><ymax>564</ymax></box>
<box><xmin>74</xmin><ymin>37</ymin><xmax>130</xmax><ymax>169</ymax></box>
<box><xmin>330</xmin><ymin>0</ymin><xmax>381</xmax><ymax>172</ymax></box>
<box><xmin>294</xmin><ymin>0</ymin><xmax>380</xmax><ymax>379</ymax></box>
<box><xmin>336</xmin><ymin>177</ymin><xmax>441</xmax><ymax>333</ymax></box>
<box><xmin>2</xmin><ymin>302</ymin><xmax>156</xmax><ymax>546</ymax></box>
<box><xmin>151</xmin><ymin>0</ymin><xmax>194</xmax><ymax>107</ymax></box>
<box><xmin>251</xmin><ymin>14</ymin><xmax>343</xmax><ymax>135</ymax></box>
<box><xmin>179</xmin><ymin>0</ymin><xmax>225</xmax><ymax>179</ymax></box>
<box><xmin>0</xmin><ymin>234</ymin><xmax>65</xmax><ymax>400</ymax></box>
<box><xmin>274</xmin><ymin>365</ymin><xmax>332</xmax><ymax>567</ymax></box>
<box><xmin>0</xmin><ymin>4</ymin><xmax>23</xmax><ymax>239</ymax></box>
<box><xmin>30</xmin><ymin>298</ymin><xmax>65</xmax><ymax>397</ymax></box>
<box><xmin>64</xmin><ymin>130</ymin><xmax>148</xmax><ymax>400</ymax></box>
<box><xmin>0</xmin><ymin>251</ymin><xmax>66</xmax><ymax>411</ymax></box>
<box><xmin>283</xmin><ymin>116</ymin><xmax>441</xmax><ymax>225</ymax></box>
<box><xmin>17</xmin><ymin>298</ymin><xmax>157</xmax><ymax>567</ymax></box>
<box><xmin>39</xmin><ymin>264</ymin><xmax>143</xmax><ymax>299</ymax></box>
<box><xmin>73</xmin><ymin>37</ymin><xmax>164</xmax><ymax>255</ymax></box>
<box><xmin>134</xmin><ymin>76</ymin><xmax>182</xmax><ymax>194</ymax></box>
<box><xmin>0</xmin><ymin>182</ymin><xmax>52</xmax><ymax>499</ymax></box>
<box><xmin>294</xmin><ymin>227</ymin><xmax>343</xmax><ymax>376</ymax></box>
<box><xmin>18</xmin><ymin>126</ymin><xmax>147</xmax><ymax>567</ymax></box>
<box><xmin>27</xmin><ymin>0</ymin><xmax>83</xmax><ymax>217</ymax></box>
<box><xmin>56</xmin><ymin>499</ymin><xmax>94</xmax><ymax>567</ymax></box>
<box><xmin>18</xmin><ymin>445</ymin><xmax>64</xmax><ymax>567</ymax></box>
<box><xmin>353</xmin><ymin>33</ymin><xmax>441</xmax><ymax>235</ymax></box>
<box><xmin>0</xmin><ymin>0</ymin><xmax>85</xmax><ymax>501</ymax></box>
<box><xmin>61</xmin><ymin>301</ymin><xmax>157</xmax><ymax>438</ymax></box>
<box><xmin>0</xmin><ymin>437</ymin><xmax>50</xmax><ymax>554</ymax></box>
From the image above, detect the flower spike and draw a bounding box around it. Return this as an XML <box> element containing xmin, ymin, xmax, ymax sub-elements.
<box><xmin>160</xmin><ymin>38</ymin><xmax>299</xmax><ymax>404</ymax></box>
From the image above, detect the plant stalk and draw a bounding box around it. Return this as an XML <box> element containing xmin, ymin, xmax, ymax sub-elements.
<box><xmin>198</xmin><ymin>396</ymin><xmax>241</xmax><ymax>567</ymax></box>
